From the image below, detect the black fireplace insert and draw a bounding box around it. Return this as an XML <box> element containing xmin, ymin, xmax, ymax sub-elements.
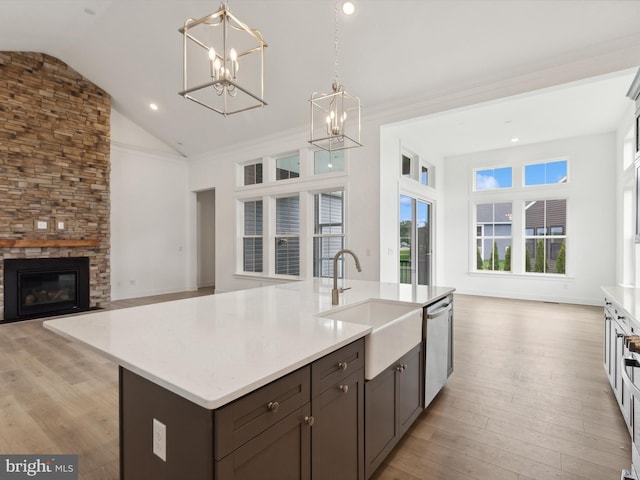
<box><xmin>3</xmin><ymin>257</ymin><xmax>90</xmax><ymax>322</ymax></box>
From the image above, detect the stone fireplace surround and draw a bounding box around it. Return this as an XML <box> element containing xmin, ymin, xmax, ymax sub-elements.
<box><xmin>0</xmin><ymin>52</ymin><xmax>111</xmax><ymax>321</ymax></box>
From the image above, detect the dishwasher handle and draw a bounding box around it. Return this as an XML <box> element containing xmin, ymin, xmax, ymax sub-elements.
<box><xmin>427</xmin><ymin>303</ymin><xmax>451</xmax><ymax>319</ymax></box>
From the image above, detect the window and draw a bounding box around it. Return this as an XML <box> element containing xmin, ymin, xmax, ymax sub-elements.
<box><xmin>475</xmin><ymin>167</ymin><xmax>512</xmax><ymax>191</ymax></box>
<box><xmin>402</xmin><ymin>154</ymin><xmax>412</xmax><ymax>178</ymax></box>
<box><xmin>475</xmin><ymin>203</ymin><xmax>512</xmax><ymax>271</ymax></box>
<box><xmin>524</xmin><ymin>199</ymin><xmax>567</xmax><ymax>274</ymax></box>
<box><xmin>420</xmin><ymin>165</ymin><xmax>429</xmax><ymax>186</ymax></box>
<box><xmin>244</xmin><ymin>162</ymin><xmax>263</xmax><ymax>186</ymax></box>
<box><xmin>524</xmin><ymin>160</ymin><xmax>567</xmax><ymax>186</ymax></box>
<box><xmin>275</xmin><ymin>195</ymin><xmax>300</xmax><ymax>275</ymax></box>
<box><xmin>243</xmin><ymin>200</ymin><xmax>263</xmax><ymax>272</ymax></box>
<box><xmin>313</xmin><ymin>191</ymin><xmax>344</xmax><ymax>277</ymax></box>
<box><xmin>276</xmin><ymin>154</ymin><xmax>300</xmax><ymax>180</ymax></box>
<box><xmin>314</xmin><ymin>150</ymin><xmax>345</xmax><ymax>174</ymax></box>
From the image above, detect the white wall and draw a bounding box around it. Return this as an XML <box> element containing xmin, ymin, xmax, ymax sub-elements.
<box><xmin>188</xmin><ymin>128</ymin><xmax>382</xmax><ymax>293</ymax></box>
<box><xmin>614</xmin><ymin>103</ymin><xmax>635</xmax><ymax>287</ymax></box>
<box><xmin>110</xmin><ymin>109</ymin><xmax>190</xmax><ymax>300</ymax></box>
<box><xmin>442</xmin><ymin>133</ymin><xmax>617</xmax><ymax>305</ymax></box>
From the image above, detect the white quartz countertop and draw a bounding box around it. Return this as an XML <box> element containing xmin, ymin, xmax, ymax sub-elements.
<box><xmin>44</xmin><ymin>279</ymin><xmax>454</xmax><ymax>409</ymax></box>
<box><xmin>602</xmin><ymin>285</ymin><xmax>640</xmax><ymax>322</ymax></box>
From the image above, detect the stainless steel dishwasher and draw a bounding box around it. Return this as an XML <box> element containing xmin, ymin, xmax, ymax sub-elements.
<box><xmin>424</xmin><ymin>295</ymin><xmax>452</xmax><ymax>407</ymax></box>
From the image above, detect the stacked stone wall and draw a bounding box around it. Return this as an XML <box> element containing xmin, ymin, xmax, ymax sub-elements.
<box><xmin>0</xmin><ymin>52</ymin><xmax>111</xmax><ymax>319</ymax></box>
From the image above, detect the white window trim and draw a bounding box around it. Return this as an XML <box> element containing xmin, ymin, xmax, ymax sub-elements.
<box><xmin>469</xmin><ymin>157</ymin><xmax>572</xmax><ymax>276</ymax></box>
<box><xmin>235</xmin><ymin>153</ymin><xmax>348</xmax><ymax>280</ymax></box>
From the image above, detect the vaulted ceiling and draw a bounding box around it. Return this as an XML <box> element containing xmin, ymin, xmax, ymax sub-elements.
<box><xmin>2</xmin><ymin>1</ymin><xmax>640</xmax><ymax>157</ymax></box>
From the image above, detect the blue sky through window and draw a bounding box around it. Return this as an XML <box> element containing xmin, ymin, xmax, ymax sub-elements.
<box><xmin>525</xmin><ymin>160</ymin><xmax>567</xmax><ymax>186</ymax></box>
<box><xmin>475</xmin><ymin>167</ymin><xmax>512</xmax><ymax>190</ymax></box>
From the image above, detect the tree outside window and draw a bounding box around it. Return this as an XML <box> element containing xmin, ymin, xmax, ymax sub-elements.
<box><xmin>475</xmin><ymin>203</ymin><xmax>512</xmax><ymax>271</ymax></box>
<box><xmin>524</xmin><ymin>199</ymin><xmax>567</xmax><ymax>274</ymax></box>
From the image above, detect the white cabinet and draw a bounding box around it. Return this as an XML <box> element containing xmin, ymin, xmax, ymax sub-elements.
<box><xmin>604</xmin><ymin>297</ymin><xmax>633</xmax><ymax>433</ymax></box>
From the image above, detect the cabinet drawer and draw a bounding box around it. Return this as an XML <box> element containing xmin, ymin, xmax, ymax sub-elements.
<box><xmin>312</xmin><ymin>338</ymin><xmax>364</xmax><ymax>397</ymax></box>
<box><xmin>215</xmin><ymin>366</ymin><xmax>310</xmax><ymax>461</ymax></box>
<box><xmin>215</xmin><ymin>404</ymin><xmax>311</xmax><ymax>480</ymax></box>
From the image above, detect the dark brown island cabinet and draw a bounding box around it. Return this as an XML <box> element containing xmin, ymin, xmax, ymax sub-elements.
<box><xmin>364</xmin><ymin>343</ymin><xmax>423</xmax><ymax>479</ymax></box>
<box><xmin>119</xmin><ymin>298</ymin><xmax>454</xmax><ymax>480</ymax></box>
<box><xmin>120</xmin><ymin>338</ymin><xmax>365</xmax><ymax>480</ymax></box>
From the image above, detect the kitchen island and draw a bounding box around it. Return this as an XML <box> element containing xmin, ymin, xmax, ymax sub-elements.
<box><xmin>44</xmin><ymin>279</ymin><xmax>454</xmax><ymax>479</ymax></box>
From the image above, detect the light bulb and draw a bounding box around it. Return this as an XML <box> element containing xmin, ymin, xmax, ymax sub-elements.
<box><xmin>230</xmin><ymin>48</ymin><xmax>237</xmax><ymax>61</ymax></box>
<box><xmin>326</xmin><ymin>115</ymin><xmax>331</xmax><ymax>124</ymax></box>
<box><xmin>214</xmin><ymin>58</ymin><xmax>221</xmax><ymax>72</ymax></box>
<box><xmin>330</xmin><ymin>110</ymin><xmax>335</xmax><ymax>120</ymax></box>
<box><xmin>342</xmin><ymin>2</ymin><xmax>355</xmax><ymax>15</ymax></box>
<box><xmin>208</xmin><ymin>47</ymin><xmax>216</xmax><ymax>60</ymax></box>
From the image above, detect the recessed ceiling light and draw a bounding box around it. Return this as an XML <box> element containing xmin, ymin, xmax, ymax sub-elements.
<box><xmin>149</xmin><ymin>103</ymin><xmax>159</xmax><ymax>111</ymax></box>
<box><xmin>342</xmin><ymin>2</ymin><xmax>355</xmax><ymax>15</ymax></box>
<box><xmin>511</xmin><ymin>137</ymin><xmax>520</xmax><ymax>143</ymax></box>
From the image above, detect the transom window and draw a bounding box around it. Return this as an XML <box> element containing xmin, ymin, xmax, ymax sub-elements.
<box><xmin>314</xmin><ymin>150</ymin><xmax>345</xmax><ymax>174</ymax></box>
<box><xmin>276</xmin><ymin>154</ymin><xmax>300</xmax><ymax>180</ymax></box>
<box><xmin>524</xmin><ymin>160</ymin><xmax>567</xmax><ymax>186</ymax></box>
<box><xmin>243</xmin><ymin>162</ymin><xmax>263</xmax><ymax>186</ymax></box>
<box><xmin>475</xmin><ymin>167</ymin><xmax>512</xmax><ymax>191</ymax></box>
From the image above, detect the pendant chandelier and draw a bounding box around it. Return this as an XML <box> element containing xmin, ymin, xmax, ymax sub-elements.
<box><xmin>309</xmin><ymin>0</ymin><xmax>362</xmax><ymax>152</ymax></box>
<box><xmin>179</xmin><ymin>0</ymin><xmax>267</xmax><ymax>116</ymax></box>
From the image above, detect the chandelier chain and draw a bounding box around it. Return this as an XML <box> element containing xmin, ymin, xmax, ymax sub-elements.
<box><xmin>334</xmin><ymin>0</ymin><xmax>339</xmax><ymax>85</ymax></box>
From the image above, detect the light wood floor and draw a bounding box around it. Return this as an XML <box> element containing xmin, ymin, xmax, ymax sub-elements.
<box><xmin>0</xmin><ymin>292</ymin><xmax>630</xmax><ymax>479</ymax></box>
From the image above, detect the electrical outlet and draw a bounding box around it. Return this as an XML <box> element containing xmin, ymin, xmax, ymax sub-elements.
<box><xmin>57</xmin><ymin>221</ymin><xmax>65</xmax><ymax>230</ymax></box>
<box><xmin>152</xmin><ymin>418</ymin><xmax>166</xmax><ymax>461</ymax></box>
<box><xmin>36</xmin><ymin>220</ymin><xmax>47</xmax><ymax>230</ymax></box>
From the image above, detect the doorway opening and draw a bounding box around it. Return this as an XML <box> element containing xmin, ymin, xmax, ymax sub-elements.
<box><xmin>399</xmin><ymin>195</ymin><xmax>432</xmax><ymax>286</ymax></box>
<box><xmin>196</xmin><ymin>189</ymin><xmax>216</xmax><ymax>290</ymax></box>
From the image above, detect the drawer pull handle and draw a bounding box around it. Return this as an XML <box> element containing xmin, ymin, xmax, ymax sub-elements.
<box><xmin>395</xmin><ymin>365</ymin><xmax>404</xmax><ymax>372</ymax></box>
<box><xmin>267</xmin><ymin>401</ymin><xmax>280</xmax><ymax>413</ymax></box>
<box><xmin>339</xmin><ymin>384</ymin><xmax>349</xmax><ymax>393</ymax></box>
<box><xmin>402</xmin><ymin>364</ymin><xmax>408</xmax><ymax>370</ymax></box>
<box><xmin>338</xmin><ymin>361</ymin><xmax>348</xmax><ymax>371</ymax></box>
<box><xmin>304</xmin><ymin>415</ymin><xmax>315</xmax><ymax>427</ymax></box>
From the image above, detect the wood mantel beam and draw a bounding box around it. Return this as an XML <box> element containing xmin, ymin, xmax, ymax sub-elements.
<box><xmin>0</xmin><ymin>239</ymin><xmax>100</xmax><ymax>248</ymax></box>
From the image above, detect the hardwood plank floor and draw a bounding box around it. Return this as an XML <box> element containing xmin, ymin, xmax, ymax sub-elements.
<box><xmin>374</xmin><ymin>295</ymin><xmax>630</xmax><ymax>480</ymax></box>
<box><xmin>0</xmin><ymin>292</ymin><xmax>630</xmax><ymax>479</ymax></box>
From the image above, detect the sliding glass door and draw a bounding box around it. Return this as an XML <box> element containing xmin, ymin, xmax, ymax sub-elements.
<box><xmin>399</xmin><ymin>195</ymin><xmax>432</xmax><ymax>285</ymax></box>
